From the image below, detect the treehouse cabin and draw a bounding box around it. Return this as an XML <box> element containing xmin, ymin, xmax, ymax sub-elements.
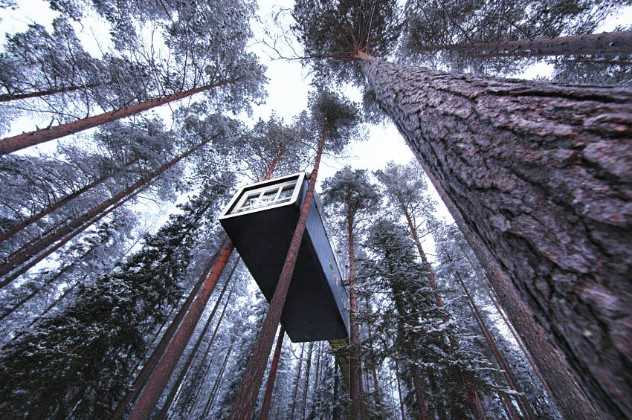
<box><xmin>219</xmin><ymin>173</ymin><xmax>350</xmax><ymax>342</ymax></box>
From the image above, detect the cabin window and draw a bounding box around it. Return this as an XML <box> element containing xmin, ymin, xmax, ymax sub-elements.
<box><xmin>231</xmin><ymin>179</ymin><xmax>298</xmax><ymax>215</ymax></box>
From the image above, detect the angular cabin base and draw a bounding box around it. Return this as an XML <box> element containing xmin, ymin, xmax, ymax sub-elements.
<box><xmin>220</xmin><ymin>173</ymin><xmax>349</xmax><ymax>343</ymax></box>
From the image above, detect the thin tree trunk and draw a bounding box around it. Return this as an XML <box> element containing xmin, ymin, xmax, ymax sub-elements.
<box><xmin>346</xmin><ymin>208</ymin><xmax>365</xmax><ymax>420</ymax></box>
<box><xmin>260</xmin><ymin>327</ymin><xmax>285</xmax><ymax>420</ymax></box>
<box><xmin>301</xmin><ymin>342</ymin><xmax>315</xmax><ymax>420</ymax></box>
<box><xmin>358</xmin><ymin>53</ymin><xmax>630</xmax><ymax>419</ymax></box>
<box><xmin>202</xmin><ymin>340</ymin><xmax>236</xmax><ymax>418</ymax></box>
<box><xmin>310</xmin><ymin>343</ymin><xmax>323</xmax><ymax>417</ymax></box>
<box><xmin>0</xmin><ymin>184</ymin><xmax>136</xmax><ymax>286</ymax></box>
<box><xmin>229</xmin><ymin>131</ymin><xmax>326</xmax><ymax>420</ymax></box>
<box><xmin>111</xmin><ymin>242</ymin><xmax>225</xmax><ymax>419</ymax></box>
<box><xmin>0</xmin><ymin>158</ymin><xmax>139</xmax><ymax>244</ymax></box>
<box><xmin>443</xmin><ymin>31</ymin><xmax>632</xmax><ymax>59</ymax></box>
<box><xmin>395</xmin><ymin>360</ymin><xmax>406</xmax><ymax>420</ymax></box>
<box><xmin>182</xmin><ymin>276</ymin><xmax>238</xmax><ymax>417</ymax></box>
<box><xmin>451</xmin><ymin>265</ymin><xmax>535</xmax><ymax>419</ymax></box>
<box><xmin>128</xmin><ymin>240</ymin><xmax>234</xmax><ymax>420</ymax></box>
<box><xmin>332</xmin><ymin>362</ymin><xmax>340</xmax><ymax>420</ymax></box>
<box><xmin>0</xmin><ymin>81</ymin><xmax>107</xmax><ymax>102</ymax></box>
<box><xmin>290</xmin><ymin>344</ymin><xmax>306</xmax><ymax>420</ymax></box>
<box><xmin>0</xmin><ymin>139</ymin><xmax>211</xmax><ymax>282</ymax></box>
<box><xmin>363</xmin><ymin>298</ymin><xmax>383</xmax><ymax>411</ymax></box>
<box><xmin>157</xmin><ymin>258</ymin><xmax>239</xmax><ymax>419</ymax></box>
<box><xmin>0</xmin><ymin>79</ymin><xmax>240</xmax><ymax>155</ymax></box>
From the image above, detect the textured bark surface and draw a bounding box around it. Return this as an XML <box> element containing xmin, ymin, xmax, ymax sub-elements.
<box><xmin>449</xmin><ymin>31</ymin><xmax>632</xmax><ymax>59</ymax></box>
<box><xmin>363</xmin><ymin>58</ymin><xmax>632</xmax><ymax>419</ymax></box>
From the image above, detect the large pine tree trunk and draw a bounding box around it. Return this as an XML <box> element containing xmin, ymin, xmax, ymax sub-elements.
<box><xmin>0</xmin><ymin>140</ymin><xmax>209</xmax><ymax>282</ymax></box>
<box><xmin>0</xmin><ymin>158</ymin><xmax>139</xmax><ymax>244</ymax></box>
<box><xmin>445</xmin><ymin>31</ymin><xmax>632</xmax><ymax>59</ymax></box>
<box><xmin>0</xmin><ymin>80</ymin><xmax>236</xmax><ymax>155</ymax></box>
<box><xmin>259</xmin><ymin>327</ymin><xmax>285</xmax><ymax>420</ymax></box>
<box><xmin>229</xmin><ymin>133</ymin><xmax>326</xmax><ymax>420</ymax></box>
<box><xmin>361</xmin><ymin>56</ymin><xmax>632</xmax><ymax>419</ymax></box>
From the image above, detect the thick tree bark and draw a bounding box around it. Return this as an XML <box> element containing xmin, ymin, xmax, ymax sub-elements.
<box><xmin>0</xmin><ymin>79</ymin><xmax>237</xmax><ymax>155</ymax></box>
<box><xmin>128</xmin><ymin>240</ymin><xmax>234</xmax><ymax>420</ymax></box>
<box><xmin>361</xmin><ymin>56</ymin><xmax>632</xmax><ymax>419</ymax></box>
<box><xmin>445</xmin><ymin>31</ymin><xmax>632</xmax><ymax>59</ymax></box>
<box><xmin>0</xmin><ymin>139</ymin><xmax>210</xmax><ymax>283</ymax></box>
<box><xmin>346</xmin><ymin>209</ymin><xmax>365</xmax><ymax>420</ymax></box>
<box><xmin>156</xmin><ymin>259</ymin><xmax>239</xmax><ymax>419</ymax></box>
<box><xmin>0</xmin><ymin>158</ymin><xmax>139</xmax><ymax>244</ymax></box>
<box><xmin>259</xmin><ymin>327</ymin><xmax>285</xmax><ymax>420</ymax></box>
<box><xmin>229</xmin><ymin>132</ymin><xmax>326</xmax><ymax>420</ymax></box>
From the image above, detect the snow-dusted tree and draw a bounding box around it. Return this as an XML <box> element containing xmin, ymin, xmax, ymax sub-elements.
<box><xmin>0</xmin><ymin>179</ymin><xmax>232</xmax><ymax>419</ymax></box>
<box><xmin>0</xmin><ymin>0</ymin><xmax>265</xmax><ymax>154</ymax></box>
<box><xmin>400</xmin><ymin>0</ymin><xmax>626</xmax><ymax>71</ymax></box>
<box><xmin>434</xmin><ymin>222</ymin><xmax>562</xmax><ymax>419</ymax></box>
<box><xmin>0</xmin><ymin>208</ymin><xmax>135</xmax><ymax>345</ymax></box>
<box><xmin>291</xmin><ymin>2</ymin><xmax>631</xmax><ymax>417</ymax></box>
<box><xmin>322</xmin><ymin>166</ymin><xmax>380</xmax><ymax>419</ymax></box>
<box><xmin>363</xmin><ymin>219</ymin><xmax>498</xmax><ymax>419</ymax></box>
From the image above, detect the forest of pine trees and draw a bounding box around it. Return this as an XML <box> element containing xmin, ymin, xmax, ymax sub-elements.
<box><xmin>0</xmin><ymin>0</ymin><xmax>630</xmax><ymax>419</ymax></box>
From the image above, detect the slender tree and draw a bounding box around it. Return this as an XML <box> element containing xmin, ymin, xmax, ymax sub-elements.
<box><xmin>260</xmin><ymin>326</ymin><xmax>285</xmax><ymax>420</ymax></box>
<box><xmin>0</xmin><ymin>183</ymin><xmax>230</xmax><ymax>418</ymax></box>
<box><xmin>229</xmin><ymin>90</ymin><xmax>362</xmax><ymax>419</ymax></box>
<box><xmin>322</xmin><ymin>166</ymin><xmax>381</xmax><ymax>419</ymax></box>
<box><xmin>292</xmin><ymin>2</ymin><xmax>632</xmax><ymax>417</ymax></box>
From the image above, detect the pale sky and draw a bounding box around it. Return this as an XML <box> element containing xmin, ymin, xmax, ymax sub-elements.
<box><xmin>1</xmin><ymin>0</ymin><xmax>631</xmax><ymax>255</ymax></box>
